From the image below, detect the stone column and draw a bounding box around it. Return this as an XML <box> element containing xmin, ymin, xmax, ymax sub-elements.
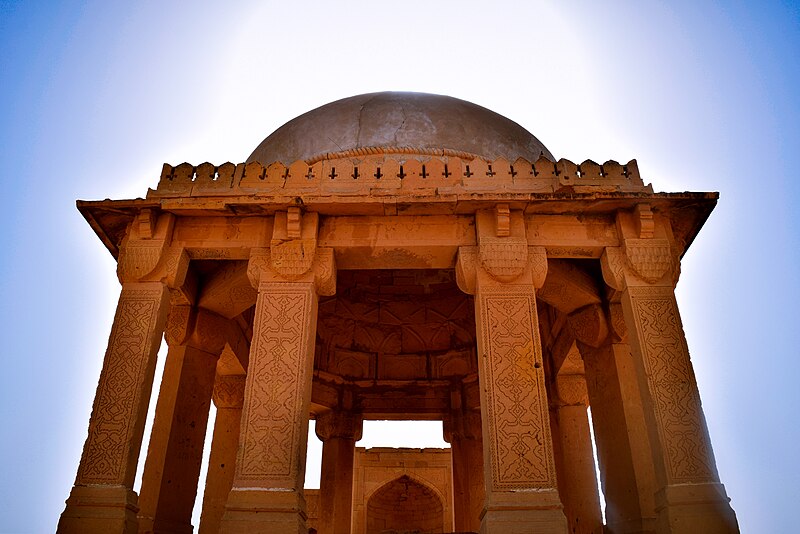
<box><xmin>315</xmin><ymin>410</ymin><xmax>362</xmax><ymax>534</ymax></box>
<box><xmin>220</xmin><ymin>210</ymin><xmax>336</xmax><ymax>534</ymax></box>
<box><xmin>456</xmin><ymin>206</ymin><xmax>568</xmax><ymax>534</ymax></box>
<box><xmin>575</xmin><ymin>304</ymin><xmax>658</xmax><ymax>533</ymax></box>
<box><xmin>553</xmin><ymin>373</ymin><xmax>603</xmax><ymax>534</ymax></box>
<box><xmin>58</xmin><ymin>216</ymin><xmax>186</xmax><ymax>534</ymax></box>
<box><xmin>199</xmin><ymin>374</ymin><xmax>246</xmax><ymax>534</ymax></box>
<box><xmin>137</xmin><ymin>308</ymin><xmax>232</xmax><ymax>533</ymax></box>
<box><xmin>444</xmin><ymin>407</ymin><xmax>484</xmax><ymax>533</ymax></box>
<box><xmin>58</xmin><ymin>282</ymin><xmax>169</xmax><ymax>534</ymax></box>
<box><xmin>600</xmin><ymin>207</ymin><xmax>738</xmax><ymax>533</ymax></box>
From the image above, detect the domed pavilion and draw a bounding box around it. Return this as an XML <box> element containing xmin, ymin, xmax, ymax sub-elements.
<box><xmin>59</xmin><ymin>92</ymin><xmax>739</xmax><ymax>534</ymax></box>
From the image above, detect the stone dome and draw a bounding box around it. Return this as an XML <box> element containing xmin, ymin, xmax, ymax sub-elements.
<box><xmin>247</xmin><ymin>92</ymin><xmax>554</xmax><ymax>165</ymax></box>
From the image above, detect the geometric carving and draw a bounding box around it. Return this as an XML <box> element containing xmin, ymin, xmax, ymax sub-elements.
<box><xmin>479</xmin><ymin>237</ymin><xmax>528</xmax><ymax>283</ymax></box>
<box><xmin>117</xmin><ymin>240</ymin><xmax>165</xmax><ymax>283</ymax></box>
<box><xmin>555</xmin><ymin>374</ymin><xmax>589</xmax><ymax>407</ymax></box>
<box><xmin>624</xmin><ymin>238</ymin><xmax>674</xmax><ymax>284</ymax></box>
<box><xmin>528</xmin><ymin>246</ymin><xmax>548</xmax><ymax>289</ymax></box>
<box><xmin>600</xmin><ymin>247</ymin><xmax>627</xmax><ymax>291</ymax></box>
<box><xmin>477</xmin><ymin>285</ymin><xmax>557</xmax><ymax>490</ymax></box>
<box><xmin>271</xmin><ymin>240</ymin><xmax>316</xmax><ymax>278</ymax></box>
<box><xmin>236</xmin><ymin>282</ymin><xmax>316</xmax><ymax>487</ymax></box>
<box><xmin>627</xmin><ymin>286</ymin><xmax>717</xmax><ymax>484</ymax></box>
<box><xmin>212</xmin><ymin>374</ymin><xmax>246</xmax><ymax>409</ymax></box>
<box><xmin>569</xmin><ymin>304</ymin><xmax>609</xmax><ymax>348</ymax></box>
<box><xmin>76</xmin><ymin>283</ymin><xmax>168</xmax><ymax>485</ymax></box>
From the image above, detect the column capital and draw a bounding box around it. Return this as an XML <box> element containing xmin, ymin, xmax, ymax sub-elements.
<box><xmin>165</xmin><ymin>306</ymin><xmax>248</xmax><ymax>357</ymax></box>
<box><xmin>443</xmin><ymin>409</ymin><xmax>482</xmax><ymax>442</ymax></box>
<box><xmin>116</xmin><ymin>211</ymin><xmax>190</xmax><ymax>288</ymax></box>
<box><xmin>315</xmin><ymin>410</ymin><xmax>363</xmax><ymax>441</ymax></box>
<box><xmin>568</xmin><ymin>304</ymin><xmax>609</xmax><ymax>348</ymax></box>
<box><xmin>601</xmin><ymin>240</ymin><xmax>678</xmax><ymax>290</ymax></box>
<box><xmin>213</xmin><ymin>374</ymin><xmax>246</xmax><ymax>409</ymax></box>
<box><xmin>455</xmin><ymin>207</ymin><xmax>547</xmax><ymax>289</ymax></box>
<box><xmin>555</xmin><ymin>374</ymin><xmax>589</xmax><ymax>407</ymax></box>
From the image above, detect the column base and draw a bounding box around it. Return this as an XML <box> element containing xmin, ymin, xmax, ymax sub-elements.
<box><xmin>655</xmin><ymin>483</ymin><xmax>739</xmax><ymax>534</ymax></box>
<box><xmin>57</xmin><ymin>485</ymin><xmax>140</xmax><ymax>534</ymax></box>
<box><xmin>480</xmin><ymin>490</ymin><xmax>568</xmax><ymax>534</ymax></box>
<box><xmin>219</xmin><ymin>489</ymin><xmax>307</xmax><ymax>534</ymax></box>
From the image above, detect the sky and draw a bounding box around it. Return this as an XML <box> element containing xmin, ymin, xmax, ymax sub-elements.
<box><xmin>0</xmin><ymin>1</ymin><xmax>798</xmax><ymax>532</ymax></box>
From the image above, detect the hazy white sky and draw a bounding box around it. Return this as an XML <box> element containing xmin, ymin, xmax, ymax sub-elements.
<box><xmin>1</xmin><ymin>1</ymin><xmax>799</xmax><ymax>532</ymax></box>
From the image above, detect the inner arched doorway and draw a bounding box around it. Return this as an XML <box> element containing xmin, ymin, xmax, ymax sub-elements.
<box><xmin>366</xmin><ymin>475</ymin><xmax>444</xmax><ymax>534</ymax></box>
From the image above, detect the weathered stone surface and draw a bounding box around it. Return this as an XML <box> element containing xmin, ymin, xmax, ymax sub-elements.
<box><xmin>63</xmin><ymin>92</ymin><xmax>736</xmax><ymax>534</ymax></box>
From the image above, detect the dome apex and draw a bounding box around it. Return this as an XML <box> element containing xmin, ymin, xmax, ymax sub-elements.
<box><xmin>247</xmin><ymin>92</ymin><xmax>553</xmax><ymax>165</ymax></box>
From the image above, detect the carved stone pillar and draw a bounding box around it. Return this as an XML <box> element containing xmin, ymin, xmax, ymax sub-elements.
<box><xmin>59</xmin><ymin>213</ymin><xmax>186</xmax><ymax>534</ymax></box>
<box><xmin>553</xmin><ymin>372</ymin><xmax>603</xmax><ymax>534</ymax></box>
<box><xmin>574</xmin><ymin>304</ymin><xmax>658</xmax><ymax>533</ymax></box>
<box><xmin>199</xmin><ymin>374</ymin><xmax>246</xmax><ymax>534</ymax></box>
<box><xmin>220</xmin><ymin>210</ymin><xmax>336</xmax><ymax>534</ymax></box>
<box><xmin>137</xmin><ymin>308</ymin><xmax>236</xmax><ymax>533</ymax></box>
<box><xmin>456</xmin><ymin>206</ymin><xmax>568</xmax><ymax>534</ymax></box>
<box><xmin>315</xmin><ymin>410</ymin><xmax>362</xmax><ymax>534</ymax></box>
<box><xmin>600</xmin><ymin>207</ymin><xmax>738</xmax><ymax>533</ymax></box>
<box><xmin>444</xmin><ymin>406</ymin><xmax>484</xmax><ymax>533</ymax></box>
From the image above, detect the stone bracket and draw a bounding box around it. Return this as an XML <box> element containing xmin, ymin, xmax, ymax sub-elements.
<box><xmin>248</xmin><ymin>246</ymin><xmax>336</xmax><ymax>296</ymax></box>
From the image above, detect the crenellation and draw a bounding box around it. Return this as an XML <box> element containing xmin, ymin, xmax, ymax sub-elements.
<box><xmin>149</xmin><ymin>153</ymin><xmax>653</xmax><ymax>200</ymax></box>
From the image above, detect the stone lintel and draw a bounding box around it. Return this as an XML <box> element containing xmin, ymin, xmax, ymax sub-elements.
<box><xmin>77</xmin><ymin>193</ymin><xmax>717</xmax><ymax>265</ymax></box>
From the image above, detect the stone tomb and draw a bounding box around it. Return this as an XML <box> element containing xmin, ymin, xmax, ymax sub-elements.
<box><xmin>58</xmin><ymin>92</ymin><xmax>739</xmax><ymax>533</ymax></box>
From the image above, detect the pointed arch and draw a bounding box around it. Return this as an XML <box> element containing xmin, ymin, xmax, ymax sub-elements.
<box><xmin>366</xmin><ymin>474</ymin><xmax>445</xmax><ymax>534</ymax></box>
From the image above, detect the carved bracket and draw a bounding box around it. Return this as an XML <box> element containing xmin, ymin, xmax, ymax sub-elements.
<box><xmin>601</xmin><ymin>239</ymin><xmax>677</xmax><ymax>288</ymax></box>
<box><xmin>213</xmin><ymin>374</ymin><xmax>246</xmax><ymax>409</ymax></box>
<box><xmin>569</xmin><ymin>304</ymin><xmax>609</xmax><ymax>348</ymax></box>
<box><xmin>247</xmin><ymin>246</ymin><xmax>336</xmax><ymax>296</ymax></box>
<box><xmin>315</xmin><ymin>410</ymin><xmax>363</xmax><ymax>441</ymax></box>
<box><xmin>556</xmin><ymin>374</ymin><xmax>589</xmax><ymax>407</ymax></box>
<box><xmin>270</xmin><ymin>210</ymin><xmax>319</xmax><ymax>278</ymax></box>
<box><xmin>479</xmin><ymin>236</ymin><xmax>529</xmax><ymax>282</ymax></box>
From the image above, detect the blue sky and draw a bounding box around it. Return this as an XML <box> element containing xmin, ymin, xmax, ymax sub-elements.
<box><xmin>1</xmin><ymin>1</ymin><xmax>798</xmax><ymax>532</ymax></box>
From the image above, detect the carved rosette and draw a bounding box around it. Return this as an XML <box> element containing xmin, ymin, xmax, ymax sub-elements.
<box><xmin>479</xmin><ymin>237</ymin><xmax>529</xmax><ymax>282</ymax></box>
<box><xmin>213</xmin><ymin>375</ymin><xmax>246</xmax><ymax>409</ymax></box>
<box><xmin>624</xmin><ymin>238</ymin><xmax>674</xmax><ymax>284</ymax></box>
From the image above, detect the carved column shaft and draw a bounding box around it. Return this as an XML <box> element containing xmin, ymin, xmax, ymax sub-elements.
<box><xmin>58</xmin><ymin>282</ymin><xmax>170</xmax><ymax>534</ymax></box>
<box><xmin>601</xmin><ymin>210</ymin><xmax>738</xmax><ymax>533</ymax></box>
<box><xmin>221</xmin><ymin>281</ymin><xmax>319</xmax><ymax>534</ymax></box>
<box><xmin>199</xmin><ymin>374</ymin><xmax>246</xmax><ymax>534</ymax></box>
